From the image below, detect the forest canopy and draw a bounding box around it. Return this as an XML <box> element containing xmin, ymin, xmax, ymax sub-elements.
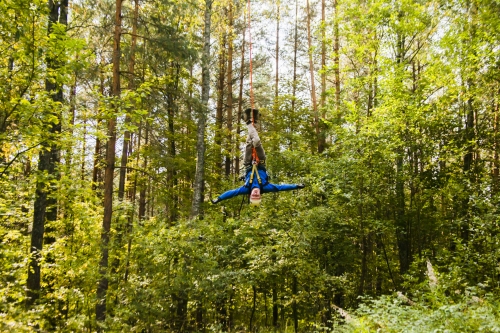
<box><xmin>2</xmin><ymin>0</ymin><xmax>500</xmax><ymax>331</ymax></box>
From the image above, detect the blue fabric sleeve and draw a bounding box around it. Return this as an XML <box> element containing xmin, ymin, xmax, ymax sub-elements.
<box><xmin>217</xmin><ymin>186</ymin><xmax>251</xmax><ymax>201</ymax></box>
<box><xmin>262</xmin><ymin>183</ymin><xmax>299</xmax><ymax>193</ymax></box>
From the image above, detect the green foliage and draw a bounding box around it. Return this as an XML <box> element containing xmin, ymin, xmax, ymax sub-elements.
<box><xmin>344</xmin><ymin>281</ymin><xmax>500</xmax><ymax>333</ymax></box>
<box><xmin>2</xmin><ymin>0</ymin><xmax>500</xmax><ymax>331</ymax></box>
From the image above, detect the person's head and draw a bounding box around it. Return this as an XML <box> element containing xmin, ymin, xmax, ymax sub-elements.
<box><xmin>249</xmin><ymin>187</ymin><xmax>261</xmax><ymax>205</ymax></box>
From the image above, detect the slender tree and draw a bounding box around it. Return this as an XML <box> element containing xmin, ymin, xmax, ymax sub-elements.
<box><xmin>191</xmin><ymin>0</ymin><xmax>213</xmax><ymax>218</ymax></box>
<box><xmin>235</xmin><ymin>9</ymin><xmax>246</xmax><ymax>176</ymax></box>
<box><xmin>275</xmin><ymin>0</ymin><xmax>280</xmax><ymax>100</ymax></box>
<box><xmin>225</xmin><ymin>2</ymin><xmax>234</xmax><ymax>177</ymax></box>
<box><xmin>27</xmin><ymin>0</ymin><xmax>68</xmax><ymax>307</ymax></box>
<box><xmin>333</xmin><ymin>0</ymin><xmax>340</xmax><ymax>118</ymax></box>
<box><xmin>318</xmin><ymin>0</ymin><xmax>326</xmax><ymax>153</ymax></box>
<box><xmin>215</xmin><ymin>27</ymin><xmax>226</xmax><ymax>175</ymax></box>
<box><xmin>306</xmin><ymin>0</ymin><xmax>319</xmax><ymax>152</ymax></box>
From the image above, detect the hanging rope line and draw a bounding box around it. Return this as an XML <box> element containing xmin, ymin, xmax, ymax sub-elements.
<box><xmin>247</xmin><ymin>0</ymin><xmax>255</xmax><ymax>114</ymax></box>
<box><xmin>247</xmin><ymin>0</ymin><xmax>260</xmax><ymax>167</ymax></box>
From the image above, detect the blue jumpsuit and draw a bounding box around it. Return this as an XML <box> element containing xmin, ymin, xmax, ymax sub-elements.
<box><xmin>216</xmin><ymin>167</ymin><xmax>300</xmax><ymax>202</ymax></box>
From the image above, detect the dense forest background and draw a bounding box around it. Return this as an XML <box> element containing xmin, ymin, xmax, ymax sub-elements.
<box><xmin>2</xmin><ymin>0</ymin><xmax>500</xmax><ymax>331</ymax></box>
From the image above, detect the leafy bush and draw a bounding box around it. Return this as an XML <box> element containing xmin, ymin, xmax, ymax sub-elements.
<box><xmin>342</xmin><ymin>271</ymin><xmax>500</xmax><ymax>332</ymax></box>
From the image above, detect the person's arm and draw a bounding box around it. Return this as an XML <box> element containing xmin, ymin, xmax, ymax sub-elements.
<box><xmin>211</xmin><ymin>186</ymin><xmax>250</xmax><ymax>204</ymax></box>
<box><xmin>262</xmin><ymin>183</ymin><xmax>304</xmax><ymax>193</ymax></box>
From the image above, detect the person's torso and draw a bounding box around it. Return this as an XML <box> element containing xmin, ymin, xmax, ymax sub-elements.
<box><xmin>245</xmin><ymin>167</ymin><xmax>269</xmax><ymax>189</ymax></box>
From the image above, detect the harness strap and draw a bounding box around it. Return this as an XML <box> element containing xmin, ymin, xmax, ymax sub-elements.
<box><xmin>249</xmin><ymin>162</ymin><xmax>262</xmax><ymax>186</ymax></box>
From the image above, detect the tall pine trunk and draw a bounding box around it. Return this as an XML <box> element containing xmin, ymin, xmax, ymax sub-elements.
<box><xmin>95</xmin><ymin>0</ymin><xmax>122</xmax><ymax>323</ymax></box>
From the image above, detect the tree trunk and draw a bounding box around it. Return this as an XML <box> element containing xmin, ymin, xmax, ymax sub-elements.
<box><xmin>66</xmin><ymin>72</ymin><xmax>77</xmax><ymax>168</ymax></box>
<box><xmin>290</xmin><ymin>0</ymin><xmax>299</xmax><ymax>150</ymax></box>
<box><xmin>275</xmin><ymin>1</ymin><xmax>280</xmax><ymax>100</ymax></box>
<box><xmin>235</xmin><ymin>17</ymin><xmax>246</xmax><ymax>176</ymax></box>
<box><xmin>318</xmin><ymin>0</ymin><xmax>326</xmax><ymax>153</ymax></box>
<box><xmin>395</xmin><ymin>151</ymin><xmax>409</xmax><ymax>274</ymax></box>
<box><xmin>81</xmin><ymin>118</ymin><xmax>87</xmax><ymax>181</ymax></box>
<box><xmin>306</xmin><ymin>0</ymin><xmax>319</xmax><ymax>153</ymax></box>
<box><xmin>225</xmin><ymin>3</ymin><xmax>234</xmax><ymax>177</ymax></box>
<box><xmin>394</xmin><ymin>23</ymin><xmax>409</xmax><ymax>275</ymax></box>
<box><xmin>191</xmin><ymin>0</ymin><xmax>212</xmax><ymax>219</ymax></box>
<box><xmin>494</xmin><ymin>87</ymin><xmax>499</xmax><ymax>194</ymax></box>
<box><xmin>114</xmin><ymin>0</ymin><xmax>138</xmax><ymax>272</ymax></box>
<box><xmin>26</xmin><ymin>0</ymin><xmax>66</xmax><ymax>308</ymax></box>
<box><xmin>215</xmin><ymin>30</ymin><xmax>226</xmax><ymax>174</ymax></box>
<box><xmin>93</xmin><ymin>60</ymin><xmax>106</xmax><ymax>190</ymax></box>
<box><xmin>292</xmin><ymin>275</ymin><xmax>298</xmax><ymax>333</ymax></box>
<box><xmin>124</xmin><ymin>132</ymin><xmax>139</xmax><ymax>282</ymax></box>
<box><xmin>95</xmin><ymin>0</ymin><xmax>121</xmax><ymax>323</ymax></box>
<box><xmin>167</xmin><ymin>63</ymin><xmax>180</xmax><ymax>224</ymax></box>
<box><xmin>272</xmin><ymin>285</ymin><xmax>278</xmax><ymax>328</ymax></box>
<box><xmin>249</xmin><ymin>286</ymin><xmax>257</xmax><ymax>331</ymax></box>
<box><xmin>118</xmin><ymin>0</ymin><xmax>139</xmax><ymax>202</ymax></box>
<box><xmin>333</xmin><ymin>0</ymin><xmax>340</xmax><ymax>119</ymax></box>
<box><xmin>139</xmin><ymin>123</ymin><xmax>149</xmax><ymax>221</ymax></box>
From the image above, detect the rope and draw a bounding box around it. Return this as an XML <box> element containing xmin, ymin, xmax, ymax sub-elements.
<box><xmin>247</xmin><ymin>0</ymin><xmax>259</xmax><ymax>166</ymax></box>
<box><xmin>252</xmin><ymin>147</ymin><xmax>259</xmax><ymax>164</ymax></box>
<box><xmin>247</xmin><ymin>0</ymin><xmax>255</xmax><ymax>114</ymax></box>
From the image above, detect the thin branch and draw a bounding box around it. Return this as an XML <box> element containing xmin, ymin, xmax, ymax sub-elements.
<box><xmin>0</xmin><ymin>139</ymin><xmax>48</xmax><ymax>177</ymax></box>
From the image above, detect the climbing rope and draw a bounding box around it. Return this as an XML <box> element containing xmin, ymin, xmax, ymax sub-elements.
<box><xmin>247</xmin><ymin>0</ymin><xmax>255</xmax><ymax>114</ymax></box>
<box><xmin>247</xmin><ymin>0</ymin><xmax>260</xmax><ymax>167</ymax></box>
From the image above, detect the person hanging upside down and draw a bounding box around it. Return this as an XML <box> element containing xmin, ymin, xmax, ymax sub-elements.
<box><xmin>211</xmin><ymin>108</ymin><xmax>305</xmax><ymax>206</ymax></box>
